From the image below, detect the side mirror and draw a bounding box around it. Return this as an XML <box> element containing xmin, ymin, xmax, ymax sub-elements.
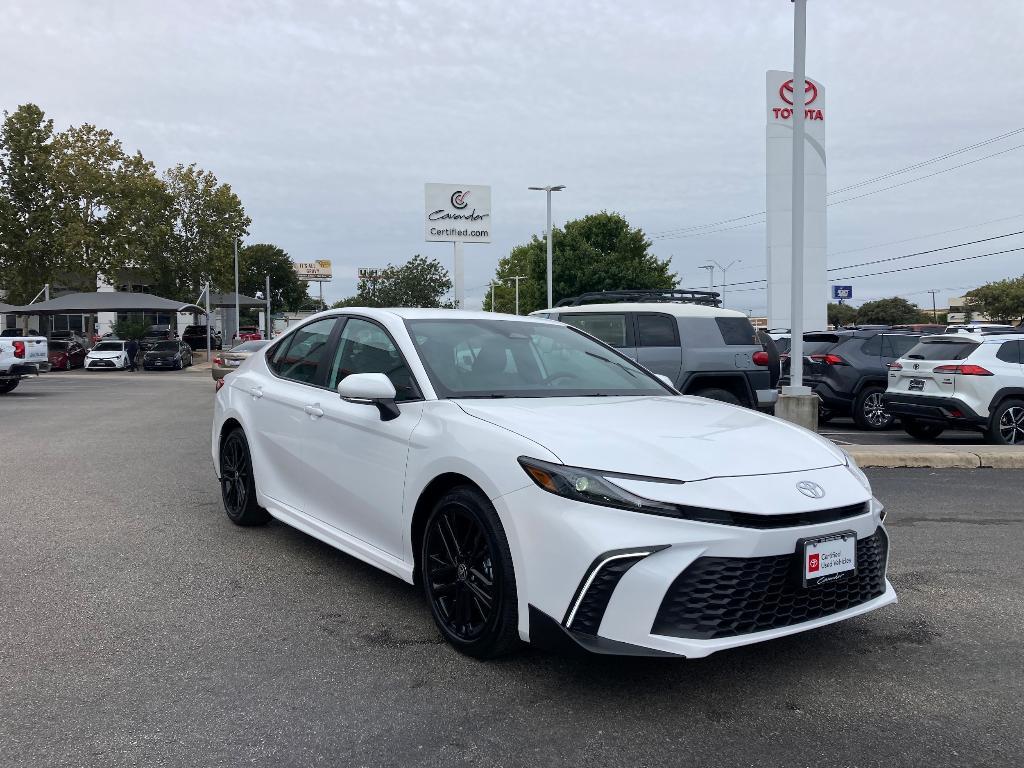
<box><xmin>655</xmin><ymin>374</ymin><xmax>675</xmax><ymax>389</ymax></box>
<box><xmin>337</xmin><ymin>373</ymin><xmax>400</xmax><ymax>421</ymax></box>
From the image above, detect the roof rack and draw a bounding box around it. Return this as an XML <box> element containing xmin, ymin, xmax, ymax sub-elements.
<box><xmin>980</xmin><ymin>327</ymin><xmax>1024</xmax><ymax>336</ymax></box>
<box><xmin>554</xmin><ymin>289</ymin><xmax>722</xmax><ymax>308</ymax></box>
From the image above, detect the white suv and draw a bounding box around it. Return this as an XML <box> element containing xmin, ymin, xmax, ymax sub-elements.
<box><xmin>883</xmin><ymin>332</ymin><xmax>1024</xmax><ymax>445</ymax></box>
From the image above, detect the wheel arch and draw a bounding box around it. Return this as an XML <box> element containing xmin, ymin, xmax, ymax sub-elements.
<box><xmin>989</xmin><ymin>387</ymin><xmax>1024</xmax><ymax>413</ymax></box>
<box><xmin>409</xmin><ymin>472</ymin><xmax>487</xmax><ymax>587</ymax></box>
<box><xmin>680</xmin><ymin>373</ymin><xmax>754</xmax><ymax>406</ymax></box>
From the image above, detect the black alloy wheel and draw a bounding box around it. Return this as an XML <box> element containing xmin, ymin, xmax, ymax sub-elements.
<box><xmin>421</xmin><ymin>487</ymin><xmax>519</xmax><ymax>658</ymax></box>
<box><xmin>219</xmin><ymin>429</ymin><xmax>269</xmax><ymax>525</ymax></box>
<box><xmin>853</xmin><ymin>386</ymin><xmax>894</xmax><ymax>430</ymax></box>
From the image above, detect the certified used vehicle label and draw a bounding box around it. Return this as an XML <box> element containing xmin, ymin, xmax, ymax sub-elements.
<box><xmin>801</xmin><ymin>531</ymin><xmax>857</xmax><ymax>587</ymax></box>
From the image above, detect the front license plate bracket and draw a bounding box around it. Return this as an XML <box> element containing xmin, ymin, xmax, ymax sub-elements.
<box><xmin>796</xmin><ymin>530</ymin><xmax>857</xmax><ymax>588</ymax></box>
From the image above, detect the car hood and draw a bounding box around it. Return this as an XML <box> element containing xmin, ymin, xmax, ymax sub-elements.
<box><xmin>88</xmin><ymin>350</ymin><xmax>124</xmax><ymax>359</ymax></box>
<box><xmin>457</xmin><ymin>396</ymin><xmax>846</xmax><ymax>482</ymax></box>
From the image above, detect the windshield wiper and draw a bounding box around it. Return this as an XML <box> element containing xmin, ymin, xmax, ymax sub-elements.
<box><xmin>583</xmin><ymin>351</ymin><xmax>639</xmax><ymax>379</ymax></box>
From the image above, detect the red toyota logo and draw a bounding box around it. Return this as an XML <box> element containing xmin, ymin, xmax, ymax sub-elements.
<box><xmin>780</xmin><ymin>79</ymin><xmax>818</xmax><ymax>106</ymax></box>
<box><xmin>808</xmin><ymin>554</ymin><xmax>820</xmax><ymax>573</ymax></box>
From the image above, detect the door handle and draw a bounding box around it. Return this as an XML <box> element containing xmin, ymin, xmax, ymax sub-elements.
<box><xmin>303</xmin><ymin>404</ymin><xmax>324</xmax><ymax>419</ymax></box>
<box><xmin>249</xmin><ymin>386</ymin><xmax>263</xmax><ymax>399</ymax></box>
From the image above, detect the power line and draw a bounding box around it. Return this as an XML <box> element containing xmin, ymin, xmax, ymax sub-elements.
<box><xmin>827</xmin><ymin>127</ymin><xmax>1024</xmax><ymax>196</ymax></box>
<box><xmin>648</xmin><ymin>127</ymin><xmax>1024</xmax><ymax>240</ymax></box>
<box><xmin>828</xmin><ymin>246</ymin><xmax>1024</xmax><ymax>282</ymax></box>
<box><xmin>827</xmin><ymin>213</ymin><xmax>1024</xmax><ymax>258</ymax></box>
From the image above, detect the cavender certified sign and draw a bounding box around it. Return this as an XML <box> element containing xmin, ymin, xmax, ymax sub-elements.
<box><xmin>293</xmin><ymin>260</ymin><xmax>332</xmax><ymax>281</ymax></box>
<box><xmin>425</xmin><ymin>184</ymin><xmax>491</xmax><ymax>243</ymax></box>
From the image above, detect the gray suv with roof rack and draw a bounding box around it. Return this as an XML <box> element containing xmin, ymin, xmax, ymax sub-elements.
<box><xmin>532</xmin><ymin>291</ymin><xmax>777</xmax><ymax>410</ymax></box>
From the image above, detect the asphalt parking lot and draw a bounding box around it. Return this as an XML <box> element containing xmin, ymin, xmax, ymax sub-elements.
<box><xmin>1</xmin><ymin>372</ymin><xmax>1022</xmax><ymax>767</ymax></box>
<box><xmin>819</xmin><ymin>416</ymin><xmax>984</xmax><ymax>446</ymax></box>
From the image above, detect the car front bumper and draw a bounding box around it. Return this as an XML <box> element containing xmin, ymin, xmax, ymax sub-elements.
<box><xmin>493</xmin><ymin>464</ymin><xmax>895</xmax><ymax>658</ymax></box>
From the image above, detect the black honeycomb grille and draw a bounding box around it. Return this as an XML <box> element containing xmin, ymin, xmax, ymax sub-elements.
<box><xmin>651</xmin><ymin>529</ymin><xmax>888</xmax><ymax>640</ymax></box>
<box><xmin>567</xmin><ymin>556</ymin><xmax>646</xmax><ymax>635</ymax></box>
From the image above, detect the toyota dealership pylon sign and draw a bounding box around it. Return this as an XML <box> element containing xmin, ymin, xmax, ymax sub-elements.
<box><xmin>765</xmin><ymin>70</ymin><xmax>827</xmax><ymax>331</ymax></box>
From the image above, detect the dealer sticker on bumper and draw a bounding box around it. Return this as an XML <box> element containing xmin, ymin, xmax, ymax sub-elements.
<box><xmin>800</xmin><ymin>530</ymin><xmax>857</xmax><ymax>587</ymax></box>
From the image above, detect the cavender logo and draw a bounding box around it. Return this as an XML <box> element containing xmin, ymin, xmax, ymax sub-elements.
<box><xmin>450</xmin><ymin>190</ymin><xmax>469</xmax><ymax>209</ymax></box>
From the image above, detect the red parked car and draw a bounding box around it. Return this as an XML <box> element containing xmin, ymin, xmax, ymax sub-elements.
<box><xmin>48</xmin><ymin>340</ymin><xmax>88</xmax><ymax>370</ymax></box>
<box><xmin>235</xmin><ymin>326</ymin><xmax>263</xmax><ymax>342</ymax></box>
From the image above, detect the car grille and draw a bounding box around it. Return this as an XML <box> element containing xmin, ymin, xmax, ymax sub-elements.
<box><xmin>90</xmin><ymin>359</ymin><xmax>114</xmax><ymax>368</ymax></box>
<box><xmin>651</xmin><ymin>528</ymin><xmax>888</xmax><ymax>640</ymax></box>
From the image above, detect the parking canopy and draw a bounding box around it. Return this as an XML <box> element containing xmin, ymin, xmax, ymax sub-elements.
<box><xmin>207</xmin><ymin>292</ymin><xmax>264</xmax><ymax>308</ymax></box>
<box><xmin>3</xmin><ymin>292</ymin><xmax>206</xmax><ymax>315</ymax></box>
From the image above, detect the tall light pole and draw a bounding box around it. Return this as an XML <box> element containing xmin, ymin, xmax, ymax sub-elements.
<box><xmin>708</xmin><ymin>259</ymin><xmax>741</xmax><ymax>308</ymax></box>
<box><xmin>505</xmin><ymin>275</ymin><xmax>527</xmax><ymax>315</ymax></box>
<box><xmin>787</xmin><ymin>0</ymin><xmax>810</xmax><ymax>394</ymax></box>
<box><xmin>489</xmin><ymin>281</ymin><xmax>499</xmax><ymax>312</ymax></box>
<box><xmin>233</xmin><ymin>237</ymin><xmax>240</xmax><ymax>347</ymax></box>
<box><xmin>528</xmin><ymin>185</ymin><xmax>565</xmax><ymax>308</ymax></box>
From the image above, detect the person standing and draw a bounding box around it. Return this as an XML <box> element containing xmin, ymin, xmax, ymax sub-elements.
<box><xmin>126</xmin><ymin>338</ymin><xmax>139</xmax><ymax>372</ymax></box>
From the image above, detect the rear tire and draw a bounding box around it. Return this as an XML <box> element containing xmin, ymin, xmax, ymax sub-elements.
<box><xmin>692</xmin><ymin>387</ymin><xmax>742</xmax><ymax>406</ymax></box>
<box><xmin>902</xmin><ymin>418</ymin><xmax>945</xmax><ymax>440</ymax></box>
<box><xmin>985</xmin><ymin>399</ymin><xmax>1024</xmax><ymax>446</ymax></box>
<box><xmin>0</xmin><ymin>380</ymin><xmax>19</xmax><ymax>394</ymax></box>
<box><xmin>219</xmin><ymin>428</ymin><xmax>270</xmax><ymax>526</ymax></box>
<box><xmin>421</xmin><ymin>486</ymin><xmax>519</xmax><ymax>659</ymax></box>
<box><xmin>853</xmin><ymin>386</ymin><xmax>894</xmax><ymax>430</ymax></box>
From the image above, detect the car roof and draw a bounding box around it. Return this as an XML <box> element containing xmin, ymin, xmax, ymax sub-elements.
<box><xmin>327</xmin><ymin>307</ymin><xmax>558</xmax><ymax>323</ymax></box>
<box><xmin>534</xmin><ymin>302</ymin><xmax>750</xmax><ymax>319</ymax></box>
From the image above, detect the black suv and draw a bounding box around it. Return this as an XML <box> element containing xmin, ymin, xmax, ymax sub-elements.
<box><xmin>182</xmin><ymin>324</ymin><xmax>222</xmax><ymax>350</ymax></box>
<box><xmin>139</xmin><ymin>325</ymin><xmax>177</xmax><ymax>352</ymax></box>
<box><xmin>782</xmin><ymin>330</ymin><xmax>921</xmax><ymax>429</ymax></box>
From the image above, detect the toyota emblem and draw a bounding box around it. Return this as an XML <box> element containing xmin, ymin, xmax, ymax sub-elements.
<box><xmin>796</xmin><ymin>481</ymin><xmax>826</xmax><ymax>499</ymax></box>
<box><xmin>913</xmin><ymin>363</ymin><xmax>920</xmax><ymax>370</ymax></box>
<box><xmin>780</xmin><ymin>79</ymin><xmax>818</xmax><ymax>106</ymax></box>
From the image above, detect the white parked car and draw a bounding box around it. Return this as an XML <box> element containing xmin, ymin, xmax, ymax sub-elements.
<box><xmin>85</xmin><ymin>340</ymin><xmax>131</xmax><ymax>370</ymax></box>
<box><xmin>884</xmin><ymin>331</ymin><xmax>1024</xmax><ymax>444</ymax></box>
<box><xmin>212</xmin><ymin>309</ymin><xmax>895</xmax><ymax>658</ymax></box>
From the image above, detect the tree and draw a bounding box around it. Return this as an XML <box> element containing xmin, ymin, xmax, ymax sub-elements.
<box><xmin>238</xmin><ymin>243</ymin><xmax>310</xmax><ymax>313</ymax></box>
<box><xmin>160</xmin><ymin>163</ymin><xmax>250</xmax><ymax>300</ymax></box>
<box><xmin>965</xmin><ymin>277</ymin><xmax>1024</xmax><ymax>324</ymax></box>
<box><xmin>483</xmin><ymin>211</ymin><xmax>675</xmax><ymax>314</ymax></box>
<box><xmin>0</xmin><ymin>104</ymin><xmax>58</xmax><ymax>304</ymax></box>
<box><xmin>482</xmin><ymin>243</ymin><xmax>543</xmax><ymax>314</ymax></box>
<box><xmin>855</xmin><ymin>297</ymin><xmax>926</xmax><ymax>326</ymax></box>
<box><xmin>335</xmin><ymin>254</ymin><xmax>453</xmax><ymax>308</ymax></box>
<box><xmin>111</xmin><ymin>318</ymin><xmax>149</xmax><ymax>340</ymax></box>
<box><xmin>827</xmin><ymin>302</ymin><xmax>857</xmax><ymax>327</ymax></box>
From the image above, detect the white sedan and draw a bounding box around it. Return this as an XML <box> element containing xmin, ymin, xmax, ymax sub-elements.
<box><xmin>212</xmin><ymin>309</ymin><xmax>895</xmax><ymax>659</ymax></box>
<box><xmin>85</xmin><ymin>340</ymin><xmax>131</xmax><ymax>370</ymax></box>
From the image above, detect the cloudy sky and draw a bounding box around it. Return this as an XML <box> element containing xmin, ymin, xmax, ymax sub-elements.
<box><xmin>4</xmin><ymin>0</ymin><xmax>1023</xmax><ymax>312</ymax></box>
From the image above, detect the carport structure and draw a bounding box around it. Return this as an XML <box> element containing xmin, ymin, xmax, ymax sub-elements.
<box><xmin>4</xmin><ymin>291</ymin><xmax>210</xmax><ymax>353</ymax></box>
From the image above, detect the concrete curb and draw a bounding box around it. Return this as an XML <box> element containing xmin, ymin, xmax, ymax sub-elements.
<box><xmin>845</xmin><ymin>445</ymin><xmax>1024</xmax><ymax>469</ymax></box>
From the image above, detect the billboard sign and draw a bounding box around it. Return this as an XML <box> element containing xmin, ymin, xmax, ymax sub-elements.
<box><xmin>294</xmin><ymin>260</ymin><xmax>333</xmax><ymax>282</ymax></box>
<box><xmin>358</xmin><ymin>267</ymin><xmax>382</xmax><ymax>281</ymax></box>
<box><xmin>832</xmin><ymin>285</ymin><xmax>853</xmax><ymax>301</ymax></box>
<box><xmin>425</xmin><ymin>184</ymin><xmax>491</xmax><ymax>243</ymax></box>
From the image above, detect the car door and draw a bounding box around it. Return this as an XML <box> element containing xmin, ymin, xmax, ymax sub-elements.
<box><xmin>306</xmin><ymin>317</ymin><xmax>425</xmax><ymax>557</ymax></box>
<box><xmin>633</xmin><ymin>312</ymin><xmax>682</xmax><ymax>383</ymax></box>
<box><xmin>249</xmin><ymin>316</ymin><xmax>342</xmax><ymax>510</ymax></box>
<box><xmin>556</xmin><ymin>312</ymin><xmax>638</xmax><ymax>362</ymax></box>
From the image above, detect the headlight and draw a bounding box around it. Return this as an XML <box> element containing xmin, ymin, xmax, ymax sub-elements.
<box><xmin>845</xmin><ymin>452</ymin><xmax>871</xmax><ymax>493</ymax></box>
<box><xmin>518</xmin><ymin>456</ymin><xmax>679</xmax><ymax>516</ymax></box>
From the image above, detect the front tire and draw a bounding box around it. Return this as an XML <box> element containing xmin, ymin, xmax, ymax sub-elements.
<box><xmin>986</xmin><ymin>399</ymin><xmax>1024</xmax><ymax>445</ymax></box>
<box><xmin>903</xmin><ymin>417</ymin><xmax>945</xmax><ymax>440</ymax></box>
<box><xmin>219</xmin><ymin>428</ymin><xmax>270</xmax><ymax>526</ymax></box>
<box><xmin>853</xmin><ymin>386</ymin><xmax>894</xmax><ymax>430</ymax></box>
<box><xmin>421</xmin><ymin>486</ymin><xmax>519</xmax><ymax>659</ymax></box>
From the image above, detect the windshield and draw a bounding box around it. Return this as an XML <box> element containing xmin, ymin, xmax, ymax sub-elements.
<box><xmin>151</xmin><ymin>341</ymin><xmax>179</xmax><ymax>351</ymax></box>
<box><xmin>93</xmin><ymin>342</ymin><xmax>124</xmax><ymax>352</ymax></box>
<box><xmin>406</xmin><ymin>318</ymin><xmax>670</xmax><ymax>398</ymax></box>
<box><xmin>905</xmin><ymin>339</ymin><xmax>979</xmax><ymax>361</ymax></box>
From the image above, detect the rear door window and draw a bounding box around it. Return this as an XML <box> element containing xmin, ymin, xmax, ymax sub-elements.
<box><xmin>904</xmin><ymin>339</ymin><xmax>979</xmax><ymax>361</ymax></box>
<box><xmin>636</xmin><ymin>314</ymin><xmax>678</xmax><ymax>347</ymax></box>
<box><xmin>715</xmin><ymin>317</ymin><xmax>758</xmax><ymax>346</ymax></box>
<box><xmin>560</xmin><ymin>313</ymin><xmax>631</xmax><ymax>348</ymax></box>
<box><xmin>996</xmin><ymin>340</ymin><xmax>1022</xmax><ymax>364</ymax></box>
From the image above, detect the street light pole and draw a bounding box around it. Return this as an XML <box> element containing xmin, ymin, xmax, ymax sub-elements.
<box><xmin>708</xmin><ymin>259</ymin><xmax>741</xmax><ymax>308</ymax></box>
<box><xmin>787</xmin><ymin>0</ymin><xmax>809</xmax><ymax>394</ymax></box>
<box><xmin>529</xmin><ymin>185</ymin><xmax>565</xmax><ymax>308</ymax></box>
<box><xmin>233</xmin><ymin>237</ymin><xmax>240</xmax><ymax>348</ymax></box>
<box><xmin>506</xmin><ymin>275</ymin><xmax>527</xmax><ymax>315</ymax></box>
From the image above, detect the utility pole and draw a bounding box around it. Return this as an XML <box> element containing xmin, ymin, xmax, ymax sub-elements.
<box><xmin>506</xmin><ymin>275</ymin><xmax>527</xmax><ymax>315</ymax></box>
<box><xmin>489</xmin><ymin>281</ymin><xmax>497</xmax><ymax>312</ymax></box>
<box><xmin>927</xmin><ymin>289</ymin><xmax>939</xmax><ymax>322</ymax></box>
<box><xmin>708</xmin><ymin>259</ymin><xmax>741</xmax><ymax>308</ymax></box>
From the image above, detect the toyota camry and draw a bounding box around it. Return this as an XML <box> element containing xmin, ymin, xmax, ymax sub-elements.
<box><xmin>211</xmin><ymin>309</ymin><xmax>895</xmax><ymax>658</ymax></box>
